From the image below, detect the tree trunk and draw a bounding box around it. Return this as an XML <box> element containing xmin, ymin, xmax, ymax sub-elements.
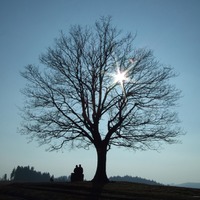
<box><xmin>92</xmin><ymin>142</ymin><xmax>109</xmax><ymax>183</ymax></box>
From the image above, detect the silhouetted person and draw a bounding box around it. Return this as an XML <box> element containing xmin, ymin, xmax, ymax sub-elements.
<box><xmin>71</xmin><ymin>165</ymin><xmax>78</xmax><ymax>182</ymax></box>
<box><xmin>78</xmin><ymin>164</ymin><xmax>83</xmax><ymax>174</ymax></box>
<box><xmin>74</xmin><ymin>165</ymin><xmax>79</xmax><ymax>174</ymax></box>
<box><xmin>78</xmin><ymin>164</ymin><xmax>84</xmax><ymax>181</ymax></box>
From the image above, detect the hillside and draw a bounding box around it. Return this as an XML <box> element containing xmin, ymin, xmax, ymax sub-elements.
<box><xmin>176</xmin><ymin>182</ymin><xmax>200</xmax><ymax>189</ymax></box>
<box><xmin>0</xmin><ymin>181</ymin><xmax>200</xmax><ymax>200</ymax></box>
<box><xmin>109</xmin><ymin>175</ymin><xmax>161</xmax><ymax>185</ymax></box>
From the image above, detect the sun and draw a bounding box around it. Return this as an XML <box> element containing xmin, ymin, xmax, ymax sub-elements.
<box><xmin>108</xmin><ymin>56</ymin><xmax>135</xmax><ymax>98</ymax></box>
<box><xmin>112</xmin><ymin>68</ymin><xmax>129</xmax><ymax>98</ymax></box>
<box><xmin>113</xmin><ymin>68</ymin><xmax>128</xmax><ymax>87</ymax></box>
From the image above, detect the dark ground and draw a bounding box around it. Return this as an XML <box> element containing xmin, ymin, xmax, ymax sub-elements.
<box><xmin>0</xmin><ymin>181</ymin><xmax>200</xmax><ymax>200</ymax></box>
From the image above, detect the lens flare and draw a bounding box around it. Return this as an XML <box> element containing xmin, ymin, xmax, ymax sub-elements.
<box><xmin>114</xmin><ymin>68</ymin><xmax>128</xmax><ymax>86</ymax></box>
<box><xmin>112</xmin><ymin>67</ymin><xmax>129</xmax><ymax>98</ymax></box>
<box><xmin>108</xmin><ymin>55</ymin><xmax>136</xmax><ymax>99</ymax></box>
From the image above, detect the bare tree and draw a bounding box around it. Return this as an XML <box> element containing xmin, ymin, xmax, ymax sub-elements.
<box><xmin>20</xmin><ymin>16</ymin><xmax>182</xmax><ymax>183</ymax></box>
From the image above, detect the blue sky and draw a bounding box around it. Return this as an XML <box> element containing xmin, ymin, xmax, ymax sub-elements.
<box><xmin>0</xmin><ymin>0</ymin><xmax>200</xmax><ymax>184</ymax></box>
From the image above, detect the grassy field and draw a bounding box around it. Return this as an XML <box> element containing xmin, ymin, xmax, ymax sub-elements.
<box><xmin>0</xmin><ymin>181</ymin><xmax>200</xmax><ymax>200</ymax></box>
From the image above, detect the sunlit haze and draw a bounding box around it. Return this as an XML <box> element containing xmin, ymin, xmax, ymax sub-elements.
<box><xmin>0</xmin><ymin>0</ymin><xmax>200</xmax><ymax>185</ymax></box>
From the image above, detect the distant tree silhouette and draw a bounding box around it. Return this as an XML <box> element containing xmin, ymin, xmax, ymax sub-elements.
<box><xmin>10</xmin><ymin>166</ymin><xmax>51</xmax><ymax>182</ymax></box>
<box><xmin>1</xmin><ymin>174</ymin><xmax>7</xmax><ymax>181</ymax></box>
<box><xmin>20</xmin><ymin>16</ymin><xmax>183</xmax><ymax>183</ymax></box>
<box><xmin>10</xmin><ymin>168</ymin><xmax>16</xmax><ymax>180</ymax></box>
<box><xmin>109</xmin><ymin>175</ymin><xmax>161</xmax><ymax>185</ymax></box>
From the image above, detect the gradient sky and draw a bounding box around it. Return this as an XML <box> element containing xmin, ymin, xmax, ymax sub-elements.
<box><xmin>0</xmin><ymin>0</ymin><xmax>200</xmax><ymax>185</ymax></box>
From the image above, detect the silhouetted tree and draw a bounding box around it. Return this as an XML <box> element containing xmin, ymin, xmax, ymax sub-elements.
<box><xmin>10</xmin><ymin>166</ymin><xmax>51</xmax><ymax>182</ymax></box>
<box><xmin>1</xmin><ymin>174</ymin><xmax>7</xmax><ymax>181</ymax></box>
<box><xmin>10</xmin><ymin>168</ymin><xmax>16</xmax><ymax>180</ymax></box>
<box><xmin>20</xmin><ymin>16</ymin><xmax>183</xmax><ymax>183</ymax></box>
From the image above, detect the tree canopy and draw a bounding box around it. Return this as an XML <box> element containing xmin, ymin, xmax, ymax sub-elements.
<box><xmin>20</xmin><ymin>16</ymin><xmax>182</xmax><ymax>183</ymax></box>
